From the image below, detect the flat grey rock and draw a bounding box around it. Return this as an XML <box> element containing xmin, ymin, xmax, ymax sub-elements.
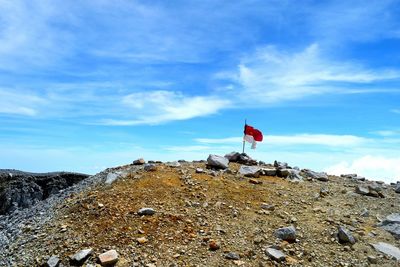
<box><xmin>265</xmin><ymin>247</ymin><xmax>286</xmax><ymax>261</ymax></box>
<box><xmin>381</xmin><ymin>224</ymin><xmax>400</xmax><ymax>239</ymax></box>
<box><xmin>224</xmin><ymin>252</ymin><xmax>240</xmax><ymax>260</ymax></box>
<box><xmin>46</xmin><ymin>255</ymin><xmax>60</xmax><ymax>267</ymax></box>
<box><xmin>371</xmin><ymin>242</ymin><xmax>400</xmax><ymax>260</ymax></box>
<box><xmin>105</xmin><ymin>172</ymin><xmax>119</xmax><ymax>184</ymax></box>
<box><xmin>239</xmin><ymin>165</ymin><xmax>261</xmax><ymax>178</ymax></box>
<box><xmin>383</xmin><ymin>213</ymin><xmax>400</xmax><ymax>224</ymax></box>
<box><xmin>380</xmin><ymin>213</ymin><xmax>400</xmax><ymax>239</ymax></box>
<box><xmin>303</xmin><ymin>170</ymin><xmax>329</xmax><ymax>181</ymax></box>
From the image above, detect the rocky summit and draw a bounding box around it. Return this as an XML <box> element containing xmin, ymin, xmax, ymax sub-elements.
<box><xmin>1</xmin><ymin>153</ymin><xmax>400</xmax><ymax>266</ymax></box>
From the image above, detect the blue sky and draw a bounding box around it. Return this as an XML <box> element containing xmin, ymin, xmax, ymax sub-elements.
<box><xmin>1</xmin><ymin>0</ymin><xmax>400</xmax><ymax>182</ymax></box>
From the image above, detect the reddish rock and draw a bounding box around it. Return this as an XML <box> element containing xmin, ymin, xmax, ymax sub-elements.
<box><xmin>249</xmin><ymin>179</ymin><xmax>262</xmax><ymax>185</ymax></box>
<box><xmin>209</xmin><ymin>240</ymin><xmax>220</xmax><ymax>251</ymax></box>
<box><xmin>98</xmin><ymin>249</ymin><xmax>119</xmax><ymax>266</ymax></box>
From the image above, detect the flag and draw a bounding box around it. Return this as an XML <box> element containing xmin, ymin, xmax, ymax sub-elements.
<box><xmin>244</xmin><ymin>124</ymin><xmax>263</xmax><ymax>149</ymax></box>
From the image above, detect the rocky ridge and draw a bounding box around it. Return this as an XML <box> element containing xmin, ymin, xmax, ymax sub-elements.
<box><xmin>1</xmin><ymin>152</ymin><xmax>400</xmax><ymax>266</ymax></box>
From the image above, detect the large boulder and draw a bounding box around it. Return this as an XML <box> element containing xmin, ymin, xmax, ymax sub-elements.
<box><xmin>302</xmin><ymin>170</ymin><xmax>329</xmax><ymax>182</ymax></box>
<box><xmin>224</xmin><ymin>152</ymin><xmax>241</xmax><ymax>162</ymax></box>
<box><xmin>261</xmin><ymin>168</ymin><xmax>277</xmax><ymax>176</ymax></box>
<box><xmin>277</xmin><ymin>169</ymin><xmax>303</xmax><ymax>180</ymax></box>
<box><xmin>355</xmin><ymin>184</ymin><xmax>384</xmax><ymax>198</ymax></box>
<box><xmin>207</xmin><ymin>155</ymin><xmax>229</xmax><ymax>169</ymax></box>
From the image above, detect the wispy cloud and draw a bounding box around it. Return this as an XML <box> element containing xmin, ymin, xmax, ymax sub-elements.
<box><xmin>308</xmin><ymin>0</ymin><xmax>400</xmax><ymax>44</ymax></box>
<box><xmin>100</xmin><ymin>90</ymin><xmax>231</xmax><ymax>125</ymax></box>
<box><xmin>373</xmin><ymin>130</ymin><xmax>400</xmax><ymax>136</ymax></box>
<box><xmin>195</xmin><ymin>137</ymin><xmax>242</xmax><ymax>144</ymax></box>
<box><xmin>164</xmin><ymin>145</ymin><xmax>212</xmax><ymax>152</ymax></box>
<box><xmin>196</xmin><ymin>134</ymin><xmax>368</xmax><ymax>147</ymax></box>
<box><xmin>391</xmin><ymin>109</ymin><xmax>400</xmax><ymax>114</ymax></box>
<box><xmin>0</xmin><ymin>89</ymin><xmax>46</xmax><ymax>116</ymax></box>
<box><xmin>220</xmin><ymin>44</ymin><xmax>400</xmax><ymax>104</ymax></box>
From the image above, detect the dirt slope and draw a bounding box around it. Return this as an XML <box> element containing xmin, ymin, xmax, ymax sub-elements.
<box><xmin>3</xmin><ymin>161</ymin><xmax>400</xmax><ymax>266</ymax></box>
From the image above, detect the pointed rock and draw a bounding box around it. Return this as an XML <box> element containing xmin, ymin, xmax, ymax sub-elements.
<box><xmin>69</xmin><ymin>248</ymin><xmax>93</xmax><ymax>266</ymax></box>
<box><xmin>338</xmin><ymin>226</ymin><xmax>356</xmax><ymax>244</ymax></box>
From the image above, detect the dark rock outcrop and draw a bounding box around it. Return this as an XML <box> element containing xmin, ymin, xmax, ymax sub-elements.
<box><xmin>0</xmin><ymin>169</ymin><xmax>89</xmax><ymax>215</ymax></box>
<box><xmin>224</xmin><ymin>152</ymin><xmax>257</xmax><ymax>165</ymax></box>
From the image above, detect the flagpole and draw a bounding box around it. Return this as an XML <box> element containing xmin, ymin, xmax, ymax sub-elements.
<box><xmin>242</xmin><ymin>119</ymin><xmax>247</xmax><ymax>154</ymax></box>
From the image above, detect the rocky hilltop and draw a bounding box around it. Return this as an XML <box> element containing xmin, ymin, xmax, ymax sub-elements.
<box><xmin>1</xmin><ymin>152</ymin><xmax>400</xmax><ymax>267</ymax></box>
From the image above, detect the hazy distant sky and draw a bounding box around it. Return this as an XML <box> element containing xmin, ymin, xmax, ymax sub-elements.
<box><xmin>1</xmin><ymin>0</ymin><xmax>399</xmax><ymax>182</ymax></box>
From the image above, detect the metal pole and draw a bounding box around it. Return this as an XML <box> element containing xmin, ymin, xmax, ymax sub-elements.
<box><xmin>242</xmin><ymin>119</ymin><xmax>247</xmax><ymax>154</ymax></box>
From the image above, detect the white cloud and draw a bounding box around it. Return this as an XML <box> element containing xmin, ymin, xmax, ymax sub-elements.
<box><xmin>0</xmin><ymin>89</ymin><xmax>45</xmax><ymax>116</ymax></box>
<box><xmin>325</xmin><ymin>155</ymin><xmax>400</xmax><ymax>183</ymax></box>
<box><xmin>196</xmin><ymin>134</ymin><xmax>367</xmax><ymax>147</ymax></box>
<box><xmin>101</xmin><ymin>90</ymin><xmax>231</xmax><ymax>125</ymax></box>
<box><xmin>195</xmin><ymin>137</ymin><xmax>243</xmax><ymax>144</ymax></box>
<box><xmin>374</xmin><ymin>130</ymin><xmax>400</xmax><ymax>137</ymax></box>
<box><xmin>391</xmin><ymin>109</ymin><xmax>400</xmax><ymax>114</ymax></box>
<box><xmin>227</xmin><ymin>44</ymin><xmax>400</xmax><ymax>104</ymax></box>
<box><xmin>165</xmin><ymin>145</ymin><xmax>212</xmax><ymax>152</ymax></box>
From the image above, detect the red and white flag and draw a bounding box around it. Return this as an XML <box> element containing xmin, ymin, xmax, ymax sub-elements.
<box><xmin>244</xmin><ymin>124</ymin><xmax>263</xmax><ymax>149</ymax></box>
